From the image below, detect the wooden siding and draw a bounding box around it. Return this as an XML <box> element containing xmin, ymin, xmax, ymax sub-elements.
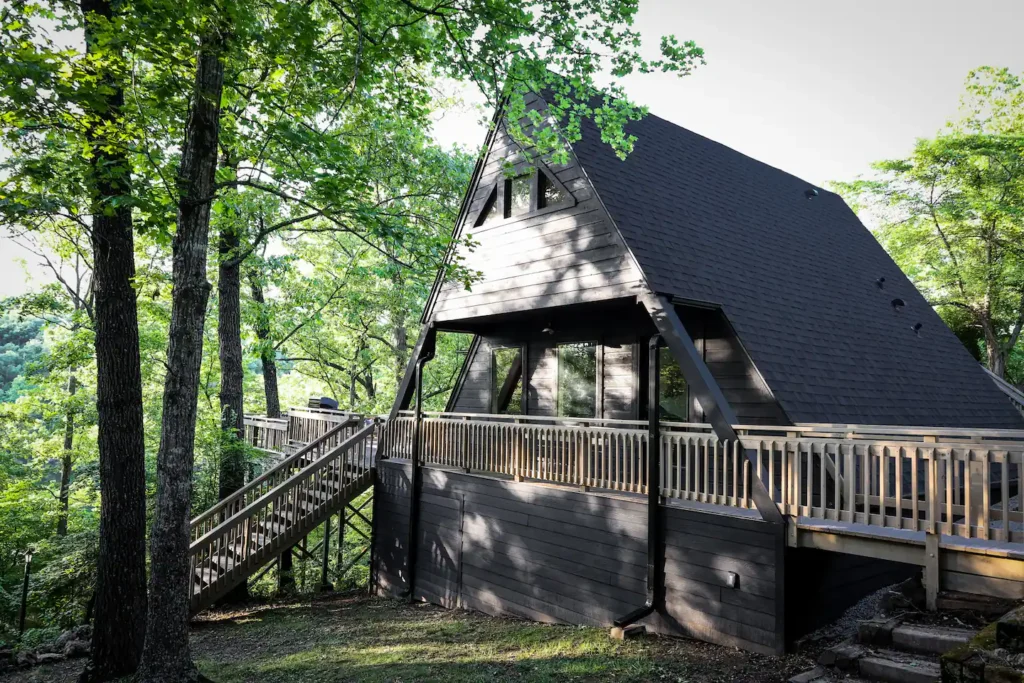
<box><xmin>431</xmin><ymin>93</ymin><xmax>644</xmax><ymax>322</ymax></box>
<box><xmin>372</xmin><ymin>461</ymin><xmax>786</xmax><ymax>654</ymax></box>
<box><xmin>681</xmin><ymin>307</ymin><xmax>789</xmax><ymax>425</ymax></box>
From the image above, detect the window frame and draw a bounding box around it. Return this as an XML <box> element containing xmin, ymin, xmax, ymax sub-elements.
<box><xmin>490</xmin><ymin>345</ymin><xmax>525</xmax><ymax>415</ymax></box>
<box><xmin>555</xmin><ymin>340</ymin><xmax>600</xmax><ymax>419</ymax></box>
<box><xmin>473</xmin><ymin>165</ymin><xmax>575</xmax><ymax>227</ymax></box>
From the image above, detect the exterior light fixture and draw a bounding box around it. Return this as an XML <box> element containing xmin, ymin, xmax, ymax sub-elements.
<box><xmin>913</xmin><ymin>323</ymin><xmax>923</xmax><ymax>334</ymax></box>
<box><xmin>542</xmin><ymin>327</ymin><xmax>555</xmax><ymax>336</ymax></box>
<box><xmin>876</xmin><ymin>277</ymin><xmax>886</xmax><ymax>289</ymax></box>
<box><xmin>726</xmin><ymin>572</ymin><xmax>739</xmax><ymax>589</ymax></box>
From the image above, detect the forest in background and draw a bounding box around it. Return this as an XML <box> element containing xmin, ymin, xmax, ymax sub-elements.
<box><xmin>0</xmin><ymin>1</ymin><xmax>706</xmax><ymax>680</ymax></box>
<box><xmin>0</xmin><ymin>1</ymin><xmax>1020</xmax><ymax>680</ymax></box>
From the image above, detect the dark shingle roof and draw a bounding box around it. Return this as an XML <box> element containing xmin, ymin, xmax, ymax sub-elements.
<box><xmin>570</xmin><ymin>110</ymin><xmax>1024</xmax><ymax>428</ymax></box>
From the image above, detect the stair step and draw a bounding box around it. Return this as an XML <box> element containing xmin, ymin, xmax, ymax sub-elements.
<box><xmin>858</xmin><ymin>650</ymin><xmax>939</xmax><ymax>683</ymax></box>
<box><xmin>891</xmin><ymin>624</ymin><xmax>974</xmax><ymax>656</ymax></box>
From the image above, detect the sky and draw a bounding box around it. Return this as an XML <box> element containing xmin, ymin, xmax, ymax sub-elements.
<box><xmin>3</xmin><ymin>0</ymin><xmax>1023</xmax><ymax>298</ymax></box>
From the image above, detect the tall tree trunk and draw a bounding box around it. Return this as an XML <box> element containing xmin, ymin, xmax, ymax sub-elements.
<box><xmin>247</xmin><ymin>272</ymin><xmax>280</xmax><ymax>418</ymax></box>
<box><xmin>57</xmin><ymin>372</ymin><xmax>77</xmax><ymax>537</ymax></box>
<box><xmin>137</xmin><ymin>27</ymin><xmax>226</xmax><ymax>683</ymax></box>
<box><xmin>982</xmin><ymin>317</ymin><xmax>1008</xmax><ymax>378</ymax></box>
<box><xmin>78</xmin><ymin>1</ymin><xmax>149</xmax><ymax>680</ymax></box>
<box><xmin>217</xmin><ymin>172</ymin><xmax>248</xmax><ymax>603</ymax></box>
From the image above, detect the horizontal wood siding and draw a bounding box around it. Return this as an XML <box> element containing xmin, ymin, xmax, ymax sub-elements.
<box><xmin>450</xmin><ymin>337</ymin><xmax>493</xmax><ymax>414</ymax></box>
<box><xmin>372</xmin><ymin>461</ymin><xmax>784</xmax><ymax>654</ymax></box>
<box><xmin>681</xmin><ymin>307</ymin><xmax>789</xmax><ymax>425</ymax></box>
<box><xmin>432</xmin><ymin>93</ymin><xmax>643</xmax><ymax>322</ymax></box>
<box><xmin>650</xmin><ymin>505</ymin><xmax>784</xmax><ymax>654</ymax></box>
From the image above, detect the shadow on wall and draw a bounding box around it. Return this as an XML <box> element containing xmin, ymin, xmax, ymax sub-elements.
<box><xmin>373</xmin><ymin>460</ymin><xmax>792</xmax><ymax>655</ymax></box>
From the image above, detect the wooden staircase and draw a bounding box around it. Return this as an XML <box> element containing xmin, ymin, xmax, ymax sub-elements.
<box><xmin>188</xmin><ymin>416</ymin><xmax>377</xmax><ymax>614</ymax></box>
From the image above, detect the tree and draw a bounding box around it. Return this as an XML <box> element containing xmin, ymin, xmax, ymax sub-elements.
<box><xmin>0</xmin><ymin>316</ymin><xmax>45</xmax><ymax>402</ymax></box>
<box><xmin>0</xmin><ymin>1</ymin><xmax>150</xmax><ymax>677</ymax></box>
<box><xmin>138</xmin><ymin>19</ymin><xmax>229</xmax><ymax>682</ymax></box>
<box><xmin>834</xmin><ymin>67</ymin><xmax>1024</xmax><ymax>383</ymax></box>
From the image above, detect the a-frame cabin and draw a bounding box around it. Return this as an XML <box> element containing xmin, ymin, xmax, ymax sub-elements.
<box><xmin>370</xmin><ymin>91</ymin><xmax>1024</xmax><ymax>654</ymax></box>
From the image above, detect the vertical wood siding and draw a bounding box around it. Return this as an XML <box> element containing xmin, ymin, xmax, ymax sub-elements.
<box><xmin>372</xmin><ymin>461</ymin><xmax>786</xmax><ymax>654</ymax></box>
<box><xmin>431</xmin><ymin>94</ymin><xmax>644</xmax><ymax>322</ymax></box>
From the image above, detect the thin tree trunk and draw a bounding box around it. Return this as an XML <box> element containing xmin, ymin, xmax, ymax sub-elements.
<box><xmin>57</xmin><ymin>372</ymin><xmax>77</xmax><ymax>537</ymax></box>
<box><xmin>217</xmin><ymin>167</ymin><xmax>248</xmax><ymax>603</ymax></box>
<box><xmin>247</xmin><ymin>272</ymin><xmax>280</xmax><ymax>418</ymax></box>
<box><xmin>137</xmin><ymin>27</ymin><xmax>227</xmax><ymax>683</ymax></box>
<box><xmin>78</xmin><ymin>1</ymin><xmax>148</xmax><ymax>680</ymax></box>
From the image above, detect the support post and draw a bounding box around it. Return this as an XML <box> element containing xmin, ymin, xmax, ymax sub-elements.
<box><xmin>18</xmin><ymin>549</ymin><xmax>32</xmax><ymax>637</ymax></box>
<box><xmin>925</xmin><ymin>531</ymin><xmax>940</xmax><ymax>611</ymax></box>
<box><xmin>404</xmin><ymin>338</ymin><xmax>435</xmax><ymax>601</ymax></box>
<box><xmin>640</xmin><ymin>292</ymin><xmax>783</xmax><ymax>525</ymax></box>
<box><xmin>320</xmin><ymin>516</ymin><xmax>333</xmax><ymax>591</ymax></box>
<box><xmin>613</xmin><ymin>335</ymin><xmax>663</xmax><ymax>628</ymax></box>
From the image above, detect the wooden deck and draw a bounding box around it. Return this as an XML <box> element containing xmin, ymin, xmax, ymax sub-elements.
<box><xmin>378</xmin><ymin>411</ymin><xmax>1024</xmax><ymax>605</ymax></box>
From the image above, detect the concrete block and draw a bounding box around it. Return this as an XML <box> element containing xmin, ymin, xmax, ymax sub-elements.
<box><xmin>788</xmin><ymin>666</ymin><xmax>826</xmax><ymax>683</ymax></box>
<box><xmin>859</xmin><ymin>655</ymin><xmax>940</xmax><ymax>683</ymax></box>
<box><xmin>859</xmin><ymin>618</ymin><xmax>902</xmax><ymax>646</ymax></box>
<box><xmin>609</xmin><ymin>624</ymin><xmax>646</xmax><ymax>640</ymax></box>
<box><xmin>893</xmin><ymin>624</ymin><xmax>976</xmax><ymax>656</ymax></box>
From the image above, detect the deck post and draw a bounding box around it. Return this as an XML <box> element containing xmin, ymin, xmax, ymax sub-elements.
<box><xmin>404</xmin><ymin>335</ymin><xmax>435</xmax><ymax>601</ymax></box>
<box><xmin>925</xmin><ymin>531</ymin><xmax>940</xmax><ymax>611</ymax></box>
<box><xmin>613</xmin><ymin>335</ymin><xmax>663</xmax><ymax>628</ymax></box>
<box><xmin>320</xmin><ymin>515</ymin><xmax>333</xmax><ymax>591</ymax></box>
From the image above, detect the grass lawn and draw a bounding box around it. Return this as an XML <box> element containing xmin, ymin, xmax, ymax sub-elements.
<box><xmin>2</xmin><ymin>594</ymin><xmax>813</xmax><ymax>682</ymax></box>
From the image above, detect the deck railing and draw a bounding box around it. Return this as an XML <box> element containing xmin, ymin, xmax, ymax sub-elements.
<box><xmin>243</xmin><ymin>415</ymin><xmax>289</xmax><ymax>454</ymax></box>
<box><xmin>189</xmin><ymin>422</ymin><xmax>376</xmax><ymax>611</ymax></box>
<box><xmin>379</xmin><ymin>412</ymin><xmax>1024</xmax><ymax>543</ymax></box>
<box><xmin>192</xmin><ymin>417</ymin><xmax>359</xmax><ymax>542</ymax></box>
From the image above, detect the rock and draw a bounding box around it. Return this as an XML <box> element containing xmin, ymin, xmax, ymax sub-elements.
<box><xmin>984</xmin><ymin>663</ymin><xmax>1024</xmax><ymax>683</ymax></box>
<box><xmin>14</xmin><ymin>651</ymin><xmax>36</xmax><ymax>668</ymax></box>
<box><xmin>609</xmin><ymin>624</ymin><xmax>646</xmax><ymax>640</ymax></box>
<box><xmin>63</xmin><ymin>640</ymin><xmax>89</xmax><ymax>659</ymax></box>
<box><xmin>55</xmin><ymin>624</ymin><xmax>91</xmax><ymax>650</ymax></box>
<box><xmin>998</xmin><ymin>607</ymin><xmax>1024</xmax><ymax>653</ymax></box>
<box><xmin>858</xmin><ymin>617</ymin><xmax>900</xmax><ymax>646</ymax></box>
<box><xmin>36</xmin><ymin>653</ymin><xmax>63</xmax><ymax>664</ymax></box>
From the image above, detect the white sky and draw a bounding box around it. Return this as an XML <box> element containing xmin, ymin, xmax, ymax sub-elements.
<box><xmin>3</xmin><ymin>0</ymin><xmax>1023</xmax><ymax>298</ymax></box>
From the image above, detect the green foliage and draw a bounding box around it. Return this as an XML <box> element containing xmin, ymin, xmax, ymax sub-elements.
<box><xmin>0</xmin><ymin>314</ymin><xmax>45</xmax><ymax>401</ymax></box>
<box><xmin>0</xmin><ymin>0</ymin><xmax>703</xmax><ymax>635</ymax></box>
<box><xmin>833</xmin><ymin>67</ymin><xmax>1024</xmax><ymax>383</ymax></box>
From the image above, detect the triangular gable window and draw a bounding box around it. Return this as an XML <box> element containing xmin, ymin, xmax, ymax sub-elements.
<box><xmin>474</xmin><ymin>167</ymin><xmax>574</xmax><ymax>226</ymax></box>
<box><xmin>475</xmin><ymin>184</ymin><xmax>501</xmax><ymax>227</ymax></box>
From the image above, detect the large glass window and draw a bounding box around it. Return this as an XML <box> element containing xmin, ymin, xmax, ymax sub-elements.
<box><xmin>492</xmin><ymin>347</ymin><xmax>523</xmax><ymax>414</ymax></box>
<box><xmin>557</xmin><ymin>342</ymin><xmax>597</xmax><ymax>418</ymax></box>
<box><xmin>506</xmin><ymin>174</ymin><xmax>531</xmax><ymax>217</ymax></box>
<box><xmin>658</xmin><ymin>347</ymin><xmax>689</xmax><ymax>421</ymax></box>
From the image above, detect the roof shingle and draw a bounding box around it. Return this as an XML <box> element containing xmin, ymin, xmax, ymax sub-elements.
<box><xmin>571</xmin><ymin>110</ymin><xmax>1024</xmax><ymax>428</ymax></box>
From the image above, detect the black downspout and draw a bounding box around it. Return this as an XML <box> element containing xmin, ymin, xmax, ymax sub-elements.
<box><xmin>403</xmin><ymin>350</ymin><xmax>433</xmax><ymax>600</ymax></box>
<box><xmin>614</xmin><ymin>335</ymin><xmax>662</xmax><ymax>628</ymax></box>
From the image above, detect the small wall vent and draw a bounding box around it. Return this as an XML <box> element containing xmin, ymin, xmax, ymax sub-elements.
<box><xmin>891</xmin><ymin>298</ymin><xmax>906</xmax><ymax>312</ymax></box>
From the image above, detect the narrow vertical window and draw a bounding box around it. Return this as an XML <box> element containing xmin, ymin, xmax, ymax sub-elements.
<box><xmin>505</xmin><ymin>174</ymin><xmax>531</xmax><ymax>218</ymax></box>
<box><xmin>658</xmin><ymin>347</ymin><xmax>689</xmax><ymax>421</ymax></box>
<box><xmin>557</xmin><ymin>342</ymin><xmax>597</xmax><ymax>418</ymax></box>
<box><xmin>492</xmin><ymin>347</ymin><xmax>523</xmax><ymax>414</ymax></box>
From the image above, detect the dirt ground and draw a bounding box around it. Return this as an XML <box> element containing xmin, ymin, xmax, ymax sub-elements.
<box><xmin>1</xmin><ymin>594</ymin><xmax>816</xmax><ymax>682</ymax></box>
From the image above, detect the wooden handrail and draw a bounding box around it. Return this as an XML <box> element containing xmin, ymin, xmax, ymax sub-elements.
<box><xmin>190</xmin><ymin>417</ymin><xmax>357</xmax><ymax>536</ymax></box>
<box><xmin>190</xmin><ymin>422</ymin><xmax>376</xmax><ymax>552</ymax></box>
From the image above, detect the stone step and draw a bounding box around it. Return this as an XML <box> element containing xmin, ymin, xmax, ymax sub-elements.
<box><xmin>857</xmin><ymin>650</ymin><xmax>940</xmax><ymax>683</ymax></box>
<box><xmin>891</xmin><ymin>624</ymin><xmax>975</xmax><ymax>656</ymax></box>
